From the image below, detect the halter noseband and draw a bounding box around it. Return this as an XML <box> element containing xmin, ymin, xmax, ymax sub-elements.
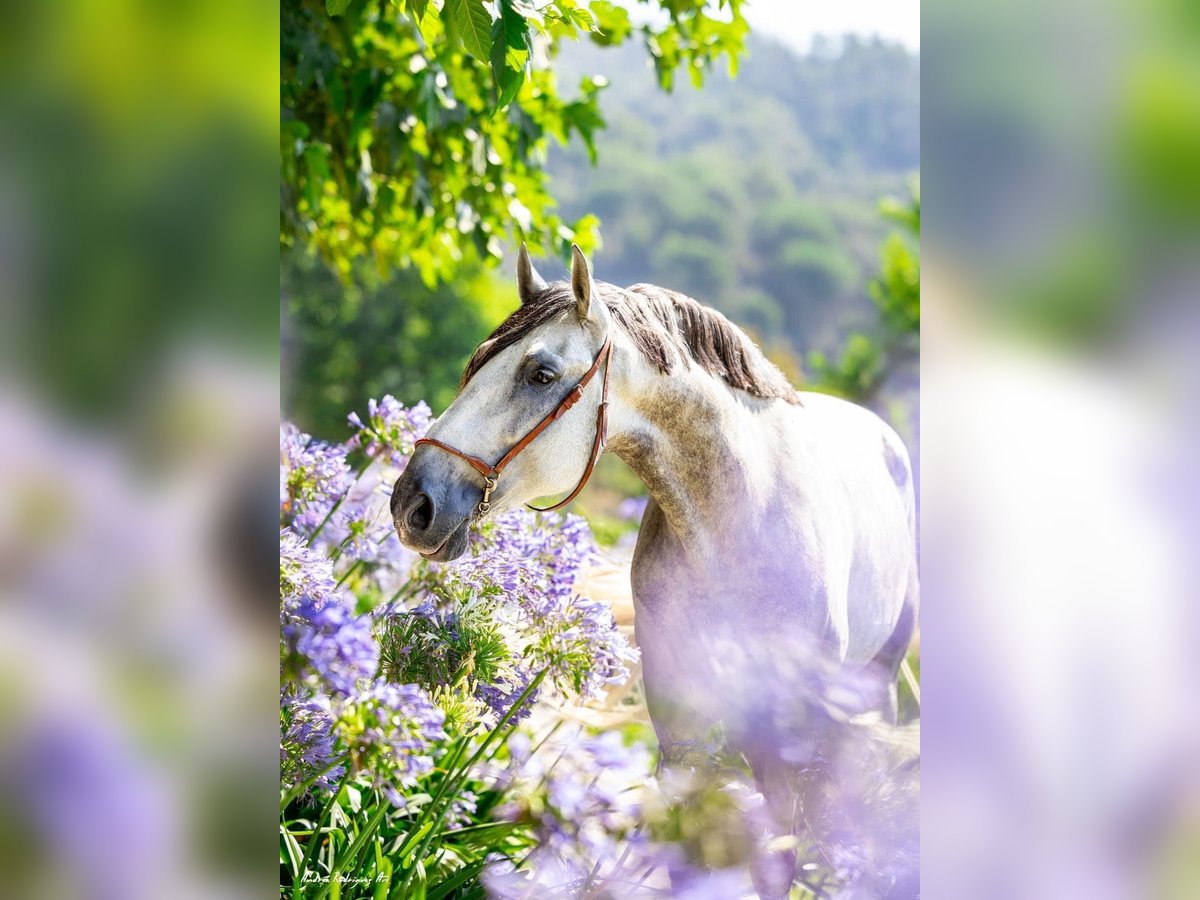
<box><xmin>413</xmin><ymin>337</ymin><xmax>613</xmax><ymax>519</ymax></box>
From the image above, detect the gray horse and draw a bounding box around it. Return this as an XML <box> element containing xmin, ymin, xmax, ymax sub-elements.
<box><xmin>391</xmin><ymin>245</ymin><xmax>918</xmax><ymax>892</ymax></box>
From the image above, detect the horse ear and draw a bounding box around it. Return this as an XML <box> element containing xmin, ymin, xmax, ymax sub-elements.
<box><xmin>570</xmin><ymin>244</ymin><xmax>600</xmax><ymax>323</ymax></box>
<box><xmin>516</xmin><ymin>243</ymin><xmax>547</xmax><ymax>305</ymax></box>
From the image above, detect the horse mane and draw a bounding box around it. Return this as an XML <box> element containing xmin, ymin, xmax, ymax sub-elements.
<box><xmin>461</xmin><ymin>280</ymin><xmax>802</xmax><ymax>405</ymax></box>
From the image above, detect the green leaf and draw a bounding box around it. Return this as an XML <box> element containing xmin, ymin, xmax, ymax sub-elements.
<box><xmin>372</xmin><ymin>841</ymin><xmax>393</xmax><ymax>900</ymax></box>
<box><xmin>561</xmin><ymin>92</ymin><xmax>606</xmax><ymax>164</ymax></box>
<box><xmin>427</xmin><ymin>859</ymin><xmax>488</xmax><ymax>900</ymax></box>
<box><xmin>490</xmin><ymin>0</ymin><xmax>528</xmax><ymax>111</ymax></box>
<box><xmin>282</xmin><ymin>828</ymin><xmax>303</xmax><ymax>878</ymax></box>
<box><xmin>398</xmin><ymin>820</ymin><xmax>435</xmax><ymax>866</ymax></box>
<box><xmin>312</xmin><ymin>802</ymin><xmax>391</xmax><ymax>900</ymax></box>
<box><xmin>326</xmin><ymin>0</ymin><xmax>351</xmax><ymax>15</ymax></box>
<box><xmin>444</xmin><ymin>0</ymin><xmax>492</xmax><ymax>60</ymax></box>
<box><xmin>569</xmin><ymin>6</ymin><xmax>597</xmax><ymax>32</ymax></box>
<box><xmin>440</xmin><ymin>820</ymin><xmax>525</xmax><ymax>846</ymax></box>
<box><xmin>495</xmin><ymin>66</ymin><xmax>525</xmax><ymax>111</ymax></box>
<box><xmin>589</xmin><ymin>1</ymin><xmax>631</xmax><ymax>45</ymax></box>
<box><xmin>408</xmin><ymin>0</ymin><xmax>428</xmax><ymax>22</ymax></box>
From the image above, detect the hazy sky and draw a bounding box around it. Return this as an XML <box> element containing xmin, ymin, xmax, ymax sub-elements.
<box><xmin>744</xmin><ymin>0</ymin><xmax>920</xmax><ymax>51</ymax></box>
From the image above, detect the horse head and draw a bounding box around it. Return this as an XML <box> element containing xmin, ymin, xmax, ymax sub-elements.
<box><xmin>390</xmin><ymin>245</ymin><xmax>613</xmax><ymax>561</ymax></box>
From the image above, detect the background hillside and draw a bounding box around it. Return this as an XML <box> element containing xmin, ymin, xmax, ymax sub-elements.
<box><xmin>545</xmin><ymin>34</ymin><xmax>918</xmax><ymax>360</ymax></box>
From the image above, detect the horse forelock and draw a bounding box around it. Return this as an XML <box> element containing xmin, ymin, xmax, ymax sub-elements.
<box><xmin>461</xmin><ymin>280</ymin><xmax>801</xmax><ymax>404</ymax></box>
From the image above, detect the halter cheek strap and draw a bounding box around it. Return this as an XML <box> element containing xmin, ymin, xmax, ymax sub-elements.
<box><xmin>414</xmin><ymin>337</ymin><xmax>613</xmax><ymax>519</ymax></box>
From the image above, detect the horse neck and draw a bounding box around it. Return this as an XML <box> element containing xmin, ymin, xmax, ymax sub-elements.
<box><xmin>608</xmin><ymin>351</ymin><xmax>772</xmax><ymax>547</ymax></box>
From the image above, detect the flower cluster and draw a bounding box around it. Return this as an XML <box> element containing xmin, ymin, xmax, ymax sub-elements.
<box><xmin>280</xmin><ymin>396</ymin><xmax>638</xmax><ymax>820</ymax></box>
<box><xmin>347</xmin><ymin>396</ymin><xmax>433</xmax><ymax>466</ymax></box>
<box><xmin>280</xmin><ymin>692</ymin><xmax>343</xmax><ymax>792</ymax></box>
<box><xmin>281</xmin><ymin>406</ymin><xmax>425</xmax><ymax>570</ymax></box>
<box><xmin>340</xmin><ymin>679</ymin><xmax>447</xmax><ymax>809</ymax></box>
<box><xmin>280</xmin><ymin>402</ymin><xmax>441</xmax><ymax>801</ymax></box>
<box><xmin>453</xmin><ymin>509</ymin><xmax>638</xmax><ymax>702</ymax></box>
<box><xmin>486</xmin><ymin>728</ymin><xmax>661</xmax><ymax>897</ymax></box>
<box><xmin>280</xmin><ymin>422</ymin><xmax>352</xmax><ymax>534</ymax></box>
<box><xmin>474</xmin><ymin>666</ymin><xmax>539</xmax><ymax>724</ymax></box>
<box><xmin>377</xmin><ymin>594</ymin><xmax>529</xmax><ymax>730</ymax></box>
<box><xmin>279</xmin><ymin>527</ymin><xmax>336</xmax><ymax>620</ymax></box>
<box><xmin>283</xmin><ymin>596</ymin><xmax>379</xmax><ymax>695</ymax></box>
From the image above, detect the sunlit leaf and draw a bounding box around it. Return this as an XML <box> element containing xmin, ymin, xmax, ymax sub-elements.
<box><xmin>444</xmin><ymin>0</ymin><xmax>493</xmax><ymax>60</ymax></box>
<box><xmin>490</xmin><ymin>0</ymin><xmax>528</xmax><ymax>111</ymax></box>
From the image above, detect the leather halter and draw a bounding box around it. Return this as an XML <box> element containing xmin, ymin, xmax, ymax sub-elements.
<box><xmin>414</xmin><ymin>337</ymin><xmax>613</xmax><ymax>519</ymax></box>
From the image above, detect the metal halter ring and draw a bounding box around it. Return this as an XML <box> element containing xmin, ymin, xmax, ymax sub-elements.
<box><xmin>478</xmin><ymin>476</ymin><xmax>497</xmax><ymax>517</ymax></box>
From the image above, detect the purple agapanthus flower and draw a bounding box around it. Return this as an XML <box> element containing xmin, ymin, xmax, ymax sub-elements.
<box><xmin>448</xmin><ymin>509</ymin><xmax>636</xmax><ymax>700</ymax></box>
<box><xmin>347</xmin><ymin>396</ymin><xmax>433</xmax><ymax>467</ymax></box>
<box><xmin>347</xmin><ymin>679</ymin><xmax>447</xmax><ymax>809</ymax></box>
<box><xmin>475</xmin><ymin>667</ymin><xmax>540</xmax><ymax>723</ymax></box>
<box><xmin>280</xmin><ymin>691</ymin><xmax>344</xmax><ymax>793</ymax></box>
<box><xmin>280</xmin><ymin>422</ymin><xmax>353</xmax><ymax>534</ymax></box>
<box><xmin>308</xmin><ymin>462</ymin><xmax>415</xmax><ymax>568</ymax></box>
<box><xmin>284</xmin><ymin>596</ymin><xmax>379</xmax><ymax>695</ymax></box>
<box><xmin>279</xmin><ymin>527</ymin><xmax>337</xmax><ymax>622</ymax></box>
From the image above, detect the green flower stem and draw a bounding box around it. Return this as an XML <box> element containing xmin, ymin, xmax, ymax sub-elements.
<box><xmin>392</xmin><ymin>669</ymin><xmax>548</xmax><ymax>900</ymax></box>
<box><xmin>281</xmin><ymin>759</ymin><xmax>348</xmax><ymax>813</ymax></box>
<box><xmin>295</xmin><ymin>768</ymin><xmax>354</xmax><ymax>894</ymax></box>
<box><xmin>309</xmin><ymin>457</ymin><xmax>373</xmax><ymax>543</ymax></box>
<box><xmin>333</xmin><ymin>558</ymin><xmax>364</xmax><ymax>590</ymax></box>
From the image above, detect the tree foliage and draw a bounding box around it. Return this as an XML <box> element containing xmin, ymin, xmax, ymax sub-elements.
<box><xmin>282</xmin><ymin>253</ymin><xmax>514</xmax><ymax>437</ymax></box>
<box><xmin>281</xmin><ymin>0</ymin><xmax>749</xmax><ymax>284</ymax></box>
<box><xmin>809</xmin><ymin>180</ymin><xmax>920</xmax><ymax>402</ymax></box>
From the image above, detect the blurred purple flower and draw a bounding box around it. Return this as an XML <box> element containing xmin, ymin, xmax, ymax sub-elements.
<box><xmin>14</xmin><ymin>714</ymin><xmax>175</xmax><ymax>900</ymax></box>
<box><xmin>447</xmin><ymin>789</ymin><xmax>479</xmax><ymax>828</ymax></box>
<box><xmin>617</xmin><ymin>496</ymin><xmax>648</xmax><ymax>523</ymax></box>
<box><xmin>284</xmin><ymin>596</ymin><xmax>378</xmax><ymax>695</ymax></box>
<box><xmin>698</xmin><ymin>634</ymin><xmax>918</xmax><ymax>895</ymax></box>
<box><xmin>280</xmin><ymin>422</ymin><xmax>352</xmax><ymax>534</ymax></box>
<box><xmin>493</xmin><ymin>728</ymin><xmax>655</xmax><ymax>891</ymax></box>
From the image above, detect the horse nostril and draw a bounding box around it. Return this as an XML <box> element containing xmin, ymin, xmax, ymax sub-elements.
<box><xmin>406</xmin><ymin>493</ymin><xmax>434</xmax><ymax>533</ymax></box>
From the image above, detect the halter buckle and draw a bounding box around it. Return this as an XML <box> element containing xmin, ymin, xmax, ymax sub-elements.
<box><xmin>478</xmin><ymin>475</ymin><xmax>498</xmax><ymax>517</ymax></box>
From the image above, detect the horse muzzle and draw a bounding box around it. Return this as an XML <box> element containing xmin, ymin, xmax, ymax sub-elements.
<box><xmin>390</xmin><ymin>456</ymin><xmax>476</xmax><ymax>561</ymax></box>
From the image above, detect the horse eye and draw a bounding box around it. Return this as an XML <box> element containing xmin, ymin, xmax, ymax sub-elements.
<box><xmin>531</xmin><ymin>368</ymin><xmax>556</xmax><ymax>385</ymax></box>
